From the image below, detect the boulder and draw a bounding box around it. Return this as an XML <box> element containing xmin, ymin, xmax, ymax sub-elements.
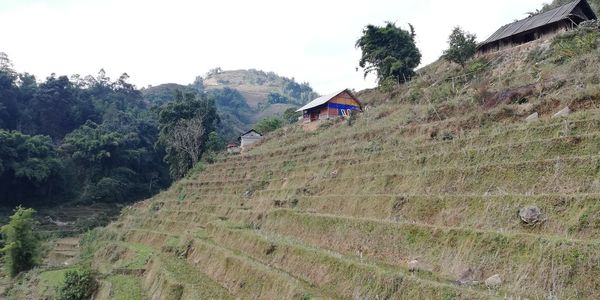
<box><xmin>519</xmin><ymin>205</ymin><xmax>544</xmax><ymax>225</ymax></box>
<box><xmin>485</xmin><ymin>274</ymin><xmax>502</xmax><ymax>289</ymax></box>
<box><xmin>408</xmin><ymin>259</ymin><xmax>419</xmax><ymax>272</ymax></box>
<box><xmin>552</xmin><ymin>106</ymin><xmax>571</xmax><ymax>118</ymax></box>
<box><xmin>458</xmin><ymin>268</ymin><xmax>475</xmax><ymax>285</ymax></box>
<box><xmin>525</xmin><ymin>112</ymin><xmax>539</xmax><ymax>123</ymax></box>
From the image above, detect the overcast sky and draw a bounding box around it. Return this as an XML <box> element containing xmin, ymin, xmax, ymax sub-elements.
<box><xmin>0</xmin><ymin>0</ymin><xmax>547</xmax><ymax>94</ymax></box>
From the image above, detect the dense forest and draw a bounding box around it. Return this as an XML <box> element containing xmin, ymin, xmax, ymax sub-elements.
<box><xmin>143</xmin><ymin>69</ymin><xmax>318</xmax><ymax>142</ymax></box>
<box><xmin>0</xmin><ymin>53</ymin><xmax>317</xmax><ymax>209</ymax></box>
<box><xmin>0</xmin><ymin>53</ymin><xmax>272</xmax><ymax>207</ymax></box>
<box><xmin>0</xmin><ymin>53</ymin><xmax>172</xmax><ymax>207</ymax></box>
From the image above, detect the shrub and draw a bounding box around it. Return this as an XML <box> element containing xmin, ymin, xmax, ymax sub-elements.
<box><xmin>57</xmin><ymin>268</ymin><xmax>97</xmax><ymax>300</ymax></box>
<box><xmin>347</xmin><ymin>110</ymin><xmax>359</xmax><ymax>126</ymax></box>
<box><xmin>0</xmin><ymin>207</ymin><xmax>41</xmax><ymax>277</ymax></box>
<box><xmin>283</xmin><ymin>107</ymin><xmax>301</xmax><ymax>124</ymax></box>
<box><xmin>255</xmin><ymin>117</ymin><xmax>283</xmax><ymax>134</ymax></box>
<box><xmin>552</xmin><ymin>31</ymin><xmax>600</xmax><ymax>64</ymax></box>
<box><xmin>465</xmin><ymin>57</ymin><xmax>489</xmax><ymax>77</ymax></box>
<box><xmin>443</xmin><ymin>26</ymin><xmax>477</xmax><ymax>67</ymax></box>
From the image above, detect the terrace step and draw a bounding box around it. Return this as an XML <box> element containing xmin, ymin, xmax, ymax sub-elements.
<box><xmin>206</xmin><ymin>222</ymin><xmax>501</xmax><ymax>299</ymax></box>
<box><xmin>119</xmin><ymin>228</ymin><xmax>329</xmax><ymax>299</ymax></box>
<box><xmin>261</xmin><ymin>210</ymin><xmax>600</xmax><ymax>299</ymax></box>
<box><xmin>198</xmin><ymin>131</ymin><xmax>600</xmax><ymax>182</ymax></box>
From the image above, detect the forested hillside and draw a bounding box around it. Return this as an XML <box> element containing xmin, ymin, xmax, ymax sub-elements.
<box><xmin>0</xmin><ymin>52</ymin><xmax>318</xmax><ymax>210</ymax></box>
<box><xmin>0</xmin><ymin>54</ymin><xmax>171</xmax><ymax>208</ymax></box>
<box><xmin>143</xmin><ymin>69</ymin><xmax>319</xmax><ymax>141</ymax></box>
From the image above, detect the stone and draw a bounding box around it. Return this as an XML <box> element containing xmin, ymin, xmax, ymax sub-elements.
<box><xmin>485</xmin><ymin>274</ymin><xmax>502</xmax><ymax>288</ymax></box>
<box><xmin>408</xmin><ymin>259</ymin><xmax>419</xmax><ymax>272</ymax></box>
<box><xmin>525</xmin><ymin>112</ymin><xmax>539</xmax><ymax>123</ymax></box>
<box><xmin>519</xmin><ymin>205</ymin><xmax>543</xmax><ymax>225</ymax></box>
<box><xmin>552</xmin><ymin>106</ymin><xmax>571</xmax><ymax>118</ymax></box>
<box><xmin>457</xmin><ymin>268</ymin><xmax>482</xmax><ymax>285</ymax></box>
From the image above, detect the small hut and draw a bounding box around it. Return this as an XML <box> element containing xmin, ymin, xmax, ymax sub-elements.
<box><xmin>478</xmin><ymin>0</ymin><xmax>597</xmax><ymax>53</ymax></box>
<box><xmin>239</xmin><ymin>129</ymin><xmax>263</xmax><ymax>150</ymax></box>
<box><xmin>296</xmin><ymin>89</ymin><xmax>362</xmax><ymax>123</ymax></box>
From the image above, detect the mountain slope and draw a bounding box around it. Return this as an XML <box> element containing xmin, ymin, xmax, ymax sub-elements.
<box><xmin>85</xmin><ymin>30</ymin><xmax>600</xmax><ymax>299</ymax></box>
<box><xmin>141</xmin><ymin>69</ymin><xmax>319</xmax><ymax>141</ymax></box>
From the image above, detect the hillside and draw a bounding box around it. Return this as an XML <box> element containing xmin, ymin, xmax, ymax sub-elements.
<box><xmin>203</xmin><ymin>69</ymin><xmax>318</xmax><ymax>108</ymax></box>
<box><xmin>18</xmin><ymin>30</ymin><xmax>600</xmax><ymax>299</ymax></box>
<box><xmin>142</xmin><ymin>69</ymin><xmax>319</xmax><ymax>141</ymax></box>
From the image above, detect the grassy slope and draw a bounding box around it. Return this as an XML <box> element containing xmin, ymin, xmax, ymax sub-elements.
<box><xmin>204</xmin><ymin>70</ymin><xmax>305</xmax><ymax>125</ymax></box>
<box><xmin>86</xmin><ymin>32</ymin><xmax>600</xmax><ymax>299</ymax></box>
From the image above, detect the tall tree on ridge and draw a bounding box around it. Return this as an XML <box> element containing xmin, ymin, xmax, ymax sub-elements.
<box><xmin>356</xmin><ymin>22</ymin><xmax>421</xmax><ymax>85</ymax></box>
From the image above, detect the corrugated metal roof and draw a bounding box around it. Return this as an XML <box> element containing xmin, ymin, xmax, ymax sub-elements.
<box><xmin>296</xmin><ymin>89</ymin><xmax>361</xmax><ymax>112</ymax></box>
<box><xmin>480</xmin><ymin>0</ymin><xmax>589</xmax><ymax>46</ymax></box>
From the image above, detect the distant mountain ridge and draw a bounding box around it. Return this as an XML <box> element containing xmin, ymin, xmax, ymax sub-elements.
<box><xmin>202</xmin><ymin>68</ymin><xmax>318</xmax><ymax>107</ymax></box>
<box><xmin>141</xmin><ymin>69</ymin><xmax>319</xmax><ymax>141</ymax></box>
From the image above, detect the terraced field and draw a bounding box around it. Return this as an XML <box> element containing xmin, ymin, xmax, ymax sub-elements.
<box><xmin>85</xmin><ymin>34</ymin><xmax>600</xmax><ymax>299</ymax></box>
<box><xmin>89</xmin><ymin>101</ymin><xmax>600</xmax><ymax>299</ymax></box>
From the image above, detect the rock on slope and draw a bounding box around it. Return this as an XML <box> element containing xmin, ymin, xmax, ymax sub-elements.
<box><xmin>88</xmin><ymin>34</ymin><xmax>600</xmax><ymax>299</ymax></box>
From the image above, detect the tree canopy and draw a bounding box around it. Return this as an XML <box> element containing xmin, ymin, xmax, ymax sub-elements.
<box><xmin>0</xmin><ymin>53</ymin><xmax>170</xmax><ymax>207</ymax></box>
<box><xmin>356</xmin><ymin>22</ymin><xmax>421</xmax><ymax>85</ymax></box>
<box><xmin>1</xmin><ymin>207</ymin><xmax>41</xmax><ymax>277</ymax></box>
<box><xmin>254</xmin><ymin>117</ymin><xmax>283</xmax><ymax>134</ymax></box>
<box><xmin>157</xmin><ymin>91</ymin><xmax>219</xmax><ymax>178</ymax></box>
<box><xmin>443</xmin><ymin>26</ymin><xmax>478</xmax><ymax>67</ymax></box>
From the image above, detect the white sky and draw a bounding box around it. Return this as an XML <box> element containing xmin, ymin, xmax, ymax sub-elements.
<box><xmin>0</xmin><ymin>0</ymin><xmax>547</xmax><ymax>94</ymax></box>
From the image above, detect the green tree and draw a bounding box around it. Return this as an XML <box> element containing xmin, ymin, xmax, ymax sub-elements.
<box><xmin>356</xmin><ymin>22</ymin><xmax>421</xmax><ymax>85</ymax></box>
<box><xmin>255</xmin><ymin>117</ymin><xmax>283</xmax><ymax>134</ymax></box>
<box><xmin>0</xmin><ymin>56</ymin><xmax>170</xmax><ymax>207</ymax></box>
<box><xmin>0</xmin><ymin>53</ymin><xmax>19</xmax><ymax>130</ymax></box>
<box><xmin>443</xmin><ymin>26</ymin><xmax>478</xmax><ymax>67</ymax></box>
<box><xmin>267</xmin><ymin>92</ymin><xmax>290</xmax><ymax>104</ymax></box>
<box><xmin>283</xmin><ymin>107</ymin><xmax>301</xmax><ymax>124</ymax></box>
<box><xmin>0</xmin><ymin>130</ymin><xmax>65</xmax><ymax>206</ymax></box>
<box><xmin>58</xmin><ymin>268</ymin><xmax>97</xmax><ymax>300</ymax></box>
<box><xmin>1</xmin><ymin>207</ymin><xmax>41</xmax><ymax>277</ymax></box>
<box><xmin>157</xmin><ymin>91</ymin><xmax>219</xmax><ymax>178</ymax></box>
<box><xmin>61</xmin><ymin>118</ymin><xmax>169</xmax><ymax>203</ymax></box>
<box><xmin>205</xmin><ymin>131</ymin><xmax>226</xmax><ymax>152</ymax></box>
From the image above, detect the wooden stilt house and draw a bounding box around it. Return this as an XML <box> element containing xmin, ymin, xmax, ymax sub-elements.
<box><xmin>296</xmin><ymin>89</ymin><xmax>362</xmax><ymax>123</ymax></box>
<box><xmin>478</xmin><ymin>0</ymin><xmax>597</xmax><ymax>53</ymax></box>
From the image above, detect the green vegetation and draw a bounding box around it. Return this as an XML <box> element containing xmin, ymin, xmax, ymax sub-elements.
<box><xmin>157</xmin><ymin>91</ymin><xmax>219</xmax><ymax>178</ymax></box>
<box><xmin>0</xmin><ymin>55</ymin><xmax>171</xmax><ymax>207</ymax></box>
<box><xmin>551</xmin><ymin>30</ymin><xmax>600</xmax><ymax>64</ymax></box>
<box><xmin>1</xmin><ymin>54</ymin><xmax>316</xmax><ymax>209</ymax></box>
<box><xmin>442</xmin><ymin>26</ymin><xmax>477</xmax><ymax>67</ymax></box>
<box><xmin>107</xmin><ymin>275</ymin><xmax>143</xmax><ymax>300</ymax></box>
<box><xmin>0</xmin><ymin>131</ymin><xmax>63</xmax><ymax>206</ymax></box>
<box><xmin>541</xmin><ymin>0</ymin><xmax>600</xmax><ymax>14</ymax></box>
<box><xmin>76</xmin><ymin>27</ymin><xmax>600</xmax><ymax>298</ymax></box>
<box><xmin>254</xmin><ymin>117</ymin><xmax>283</xmax><ymax>134</ymax></box>
<box><xmin>0</xmin><ymin>207</ymin><xmax>41</xmax><ymax>277</ymax></box>
<box><xmin>38</xmin><ymin>268</ymin><xmax>77</xmax><ymax>297</ymax></box>
<box><xmin>5</xmin><ymin>2</ymin><xmax>600</xmax><ymax>298</ymax></box>
<box><xmin>267</xmin><ymin>92</ymin><xmax>290</xmax><ymax>104</ymax></box>
<box><xmin>356</xmin><ymin>22</ymin><xmax>421</xmax><ymax>85</ymax></box>
<box><xmin>283</xmin><ymin>107</ymin><xmax>302</xmax><ymax>124</ymax></box>
<box><xmin>57</xmin><ymin>268</ymin><xmax>97</xmax><ymax>300</ymax></box>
